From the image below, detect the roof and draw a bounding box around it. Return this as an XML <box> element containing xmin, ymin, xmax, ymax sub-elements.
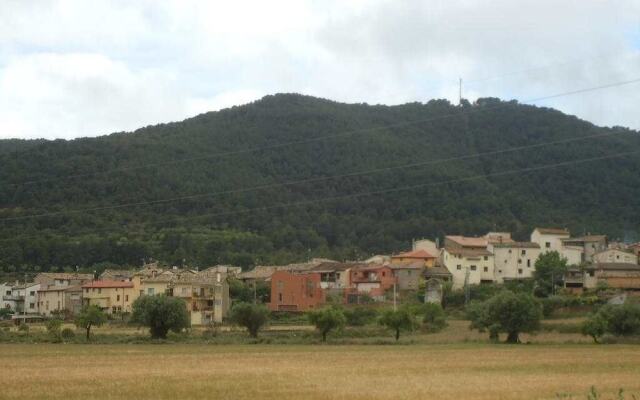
<box><xmin>352</xmin><ymin>263</ymin><xmax>390</xmax><ymax>272</ymax></box>
<box><xmin>99</xmin><ymin>269</ymin><xmax>134</xmax><ymax>280</ymax></box>
<box><xmin>423</xmin><ymin>266</ymin><xmax>453</xmax><ymax>278</ymax></box>
<box><xmin>594</xmin><ymin>248</ymin><xmax>635</xmax><ymax>256</ymax></box>
<box><xmin>35</xmin><ymin>272</ymin><xmax>94</xmax><ymax>281</ymax></box>
<box><xmin>586</xmin><ymin>263</ymin><xmax>640</xmax><ymax>271</ymax></box>
<box><xmin>12</xmin><ymin>283</ymin><xmax>40</xmax><ymax>290</ymax></box>
<box><xmin>239</xmin><ymin>259</ymin><xmax>335</xmax><ymax>280</ymax></box>
<box><xmin>445</xmin><ymin>248</ymin><xmax>493</xmax><ymax>257</ymax></box>
<box><xmin>309</xmin><ymin>262</ymin><xmax>356</xmax><ymax>272</ymax></box>
<box><xmin>492</xmin><ymin>242</ymin><xmax>540</xmax><ymax>249</ymax></box>
<box><xmin>388</xmin><ymin>262</ymin><xmax>424</xmax><ymax>270</ymax></box>
<box><xmin>562</xmin><ymin>235</ymin><xmax>607</xmax><ymax>243</ymax></box>
<box><xmin>534</xmin><ymin>228</ymin><xmax>570</xmax><ymax>235</ymax></box>
<box><xmin>82</xmin><ymin>280</ymin><xmax>134</xmax><ymax>289</ymax></box>
<box><xmin>38</xmin><ymin>284</ymin><xmax>82</xmax><ymax>292</ymax></box>
<box><xmin>445</xmin><ymin>235</ymin><xmax>487</xmax><ymax>248</ymax></box>
<box><xmin>392</xmin><ymin>249</ymin><xmax>435</xmax><ymax>259</ymax></box>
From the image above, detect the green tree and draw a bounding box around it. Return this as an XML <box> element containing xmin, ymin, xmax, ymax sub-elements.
<box><xmin>343</xmin><ymin>307</ymin><xmax>378</xmax><ymax>326</ymax></box>
<box><xmin>379</xmin><ymin>307</ymin><xmax>417</xmax><ymax>341</ymax></box>
<box><xmin>229</xmin><ymin>302</ymin><xmax>270</xmax><ymax>338</ymax></box>
<box><xmin>131</xmin><ymin>295</ymin><xmax>190</xmax><ymax>339</ymax></box>
<box><xmin>75</xmin><ymin>305</ymin><xmax>108</xmax><ymax>340</ymax></box>
<box><xmin>467</xmin><ymin>291</ymin><xmax>542</xmax><ymax>343</ymax></box>
<box><xmin>533</xmin><ymin>251</ymin><xmax>568</xmax><ymax>297</ymax></box>
<box><xmin>308</xmin><ymin>306</ymin><xmax>346</xmax><ymax>342</ymax></box>
<box><xmin>422</xmin><ymin>303</ymin><xmax>447</xmax><ymax>332</ymax></box>
<box><xmin>45</xmin><ymin>318</ymin><xmax>63</xmax><ymax>339</ymax></box>
<box><xmin>581</xmin><ymin>313</ymin><xmax>608</xmax><ymax>343</ymax></box>
<box><xmin>592</xmin><ymin>304</ymin><xmax>640</xmax><ymax>337</ymax></box>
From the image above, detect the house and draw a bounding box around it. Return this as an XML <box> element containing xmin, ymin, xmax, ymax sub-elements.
<box><xmin>388</xmin><ymin>262</ymin><xmax>423</xmax><ymax>291</ymax></box>
<box><xmin>269</xmin><ymin>270</ymin><xmax>325</xmax><ymax>312</ymax></box>
<box><xmin>488</xmin><ymin>242</ymin><xmax>540</xmax><ymax>283</ymax></box>
<box><xmin>34</xmin><ymin>272</ymin><xmax>94</xmax><ymax>288</ymax></box>
<box><xmin>531</xmin><ymin>228</ymin><xmax>570</xmax><ymax>253</ymax></box>
<box><xmin>1</xmin><ymin>282</ymin><xmax>12</xmax><ymax>311</ymax></box>
<box><xmin>201</xmin><ymin>265</ymin><xmax>242</xmax><ymax>276</ymax></box>
<box><xmin>566</xmin><ymin>263</ymin><xmax>640</xmax><ymax>293</ymax></box>
<box><xmin>238</xmin><ymin>259</ymin><xmax>333</xmax><ymax>283</ymax></box>
<box><xmin>484</xmin><ymin>232</ymin><xmax>515</xmax><ymax>245</ymax></box>
<box><xmin>37</xmin><ymin>285</ymin><xmax>83</xmax><ymax>316</ymax></box>
<box><xmin>3</xmin><ymin>283</ymin><xmax>40</xmax><ymax>314</ymax></box>
<box><xmin>629</xmin><ymin>243</ymin><xmax>640</xmax><ymax>259</ymax></box>
<box><xmin>308</xmin><ymin>262</ymin><xmax>354</xmax><ymax>290</ymax></box>
<box><xmin>444</xmin><ymin>235</ymin><xmax>489</xmax><ymax>251</ymax></box>
<box><xmin>423</xmin><ymin>265</ymin><xmax>452</xmax><ymax>282</ymax></box>
<box><xmin>170</xmin><ymin>270</ymin><xmax>230</xmax><ymax>324</ymax></box>
<box><xmin>364</xmin><ymin>255</ymin><xmax>391</xmax><ymax>264</ymax></box>
<box><xmin>99</xmin><ymin>269</ymin><xmax>134</xmax><ymax>281</ymax></box>
<box><xmin>347</xmin><ymin>264</ymin><xmax>396</xmax><ymax>301</ymax></box>
<box><xmin>561</xmin><ymin>235</ymin><xmax>608</xmax><ymax>263</ymax></box>
<box><xmin>412</xmin><ymin>239</ymin><xmax>440</xmax><ymax>259</ymax></box>
<box><xmin>82</xmin><ymin>280</ymin><xmax>140</xmax><ymax>314</ymax></box>
<box><xmin>593</xmin><ymin>249</ymin><xmax>638</xmax><ymax>265</ymax></box>
<box><xmin>391</xmin><ymin>249</ymin><xmax>436</xmax><ymax>268</ymax></box>
<box><xmin>442</xmin><ymin>248</ymin><xmax>494</xmax><ymax>289</ymax></box>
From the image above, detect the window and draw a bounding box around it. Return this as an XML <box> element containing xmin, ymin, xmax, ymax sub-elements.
<box><xmin>483</xmin><ymin>256</ymin><xmax>488</xmax><ymax>261</ymax></box>
<box><xmin>483</xmin><ymin>267</ymin><xmax>488</xmax><ymax>272</ymax></box>
<box><xmin>117</xmin><ymin>295</ymin><xmax>120</xmax><ymax>301</ymax></box>
<box><xmin>85</xmin><ymin>289</ymin><xmax>89</xmax><ymax>294</ymax></box>
<box><xmin>456</xmin><ymin>265</ymin><xmax>462</xmax><ymax>270</ymax></box>
<box><xmin>498</xmin><ymin>269</ymin><xmax>502</xmax><ymax>274</ymax></box>
<box><xmin>46</xmin><ymin>301</ymin><xmax>49</xmax><ymax>310</ymax></box>
<box><xmin>277</xmin><ymin>281</ymin><xmax>284</xmax><ymax>290</ymax></box>
<box><xmin>382</xmin><ymin>272</ymin><xmax>386</xmax><ymax>277</ymax></box>
<box><xmin>518</xmin><ymin>259</ymin><xmax>522</xmax><ymax>264</ymax></box>
<box><xmin>470</xmin><ymin>265</ymin><xmax>477</xmax><ymax>271</ymax></box>
<box><xmin>518</xmin><ymin>269</ymin><xmax>523</xmax><ymax>274</ymax></box>
<box><xmin>527</xmin><ymin>260</ymin><xmax>531</xmax><ymax>267</ymax></box>
<box><xmin>521</xmin><ymin>250</ymin><xmax>526</xmax><ymax>255</ymax></box>
<box><xmin>181</xmin><ymin>287</ymin><xmax>188</xmax><ymax>295</ymax></box>
<box><xmin>29</xmin><ymin>303</ymin><xmax>35</xmax><ymax>309</ymax></box>
<box><xmin>6</xmin><ymin>290</ymin><xmax>11</xmax><ymax>295</ymax></box>
<box><xmin>125</xmin><ymin>295</ymin><xmax>129</xmax><ymax>302</ymax></box>
<box><xmin>29</xmin><ymin>291</ymin><xmax>35</xmax><ymax>296</ymax></box>
<box><xmin>98</xmin><ymin>288</ymin><xmax>102</xmax><ymax>294</ymax></box>
<box><xmin>508</xmin><ymin>249</ymin><xmax>512</xmax><ymax>254</ymax></box>
<box><xmin>407</xmin><ymin>270</ymin><xmax>412</xmax><ymax>276</ymax></box>
<box><xmin>545</xmin><ymin>242</ymin><xmax>551</xmax><ymax>248</ymax></box>
<box><xmin>278</xmin><ymin>293</ymin><xmax>283</xmax><ymax>302</ymax></box>
<box><xmin>147</xmin><ymin>288</ymin><xmax>155</xmax><ymax>296</ymax></box>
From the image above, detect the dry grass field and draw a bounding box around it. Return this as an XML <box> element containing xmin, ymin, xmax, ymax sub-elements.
<box><xmin>1</xmin><ymin>343</ymin><xmax>639</xmax><ymax>400</ymax></box>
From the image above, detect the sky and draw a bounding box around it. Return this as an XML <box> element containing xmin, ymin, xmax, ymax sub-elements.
<box><xmin>0</xmin><ymin>0</ymin><xmax>639</xmax><ymax>140</ymax></box>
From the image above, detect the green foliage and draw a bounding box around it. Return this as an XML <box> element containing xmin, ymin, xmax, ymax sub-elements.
<box><xmin>540</xmin><ymin>296</ymin><xmax>565</xmax><ymax>317</ymax></box>
<box><xmin>229</xmin><ymin>278</ymin><xmax>270</xmax><ymax>304</ymax></box>
<box><xmin>581</xmin><ymin>313</ymin><xmax>608</xmax><ymax>343</ymax></box>
<box><xmin>308</xmin><ymin>306</ymin><xmax>346</xmax><ymax>342</ymax></box>
<box><xmin>583</xmin><ymin>304</ymin><xmax>640</xmax><ymax>340</ymax></box>
<box><xmin>467</xmin><ymin>290</ymin><xmax>542</xmax><ymax>343</ymax></box>
<box><xmin>75</xmin><ymin>305</ymin><xmax>108</xmax><ymax>340</ymax></box>
<box><xmin>131</xmin><ymin>295</ymin><xmax>190</xmax><ymax>339</ymax></box>
<box><xmin>45</xmin><ymin>318</ymin><xmax>63</xmax><ymax>341</ymax></box>
<box><xmin>2</xmin><ymin>94</ymin><xmax>639</xmax><ymax>274</ymax></box>
<box><xmin>60</xmin><ymin>327</ymin><xmax>76</xmax><ymax>340</ymax></box>
<box><xmin>533</xmin><ymin>251</ymin><xmax>568</xmax><ymax>297</ymax></box>
<box><xmin>421</xmin><ymin>303</ymin><xmax>447</xmax><ymax>332</ymax></box>
<box><xmin>379</xmin><ymin>307</ymin><xmax>418</xmax><ymax>341</ymax></box>
<box><xmin>343</xmin><ymin>307</ymin><xmax>378</xmax><ymax>326</ymax></box>
<box><xmin>0</xmin><ymin>308</ymin><xmax>12</xmax><ymax>320</ymax></box>
<box><xmin>229</xmin><ymin>302</ymin><xmax>270</xmax><ymax>338</ymax></box>
<box><xmin>18</xmin><ymin>323</ymin><xmax>29</xmax><ymax>333</ymax></box>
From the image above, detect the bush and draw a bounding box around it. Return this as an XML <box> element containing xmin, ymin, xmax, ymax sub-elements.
<box><xmin>308</xmin><ymin>306</ymin><xmax>346</xmax><ymax>342</ymax></box>
<box><xmin>422</xmin><ymin>303</ymin><xmax>447</xmax><ymax>332</ymax></box>
<box><xmin>229</xmin><ymin>302</ymin><xmax>270</xmax><ymax>338</ymax></box>
<box><xmin>75</xmin><ymin>305</ymin><xmax>108</xmax><ymax>340</ymax></box>
<box><xmin>131</xmin><ymin>295</ymin><xmax>191</xmax><ymax>339</ymax></box>
<box><xmin>581</xmin><ymin>314</ymin><xmax>608</xmax><ymax>343</ymax></box>
<box><xmin>379</xmin><ymin>307</ymin><xmax>417</xmax><ymax>341</ymax></box>
<box><xmin>343</xmin><ymin>307</ymin><xmax>378</xmax><ymax>326</ymax></box>
<box><xmin>582</xmin><ymin>304</ymin><xmax>640</xmax><ymax>342</ymax></box>
<box><xmin>540</xmin><ymin>296</ymin><xmax>564</xmax><ymax>317</ymax></box>
<box><xmin>18</xmin><ymin>323</ymin><xmax>29</xmax><ymax>333</ymax></box>
<box><xmin>46</xmin><ymin>319</ymin><xmax>63</xmax><ymax>341</ymax></box>
<box><xmin>467</xmin><ymin>290</ymin><xmax>542</xmax><ymax>343</ymax></box>
<box><xmin>61</xmin><ymin>328</ymin><xmax>76</xmax><ymax>340</ymax></box>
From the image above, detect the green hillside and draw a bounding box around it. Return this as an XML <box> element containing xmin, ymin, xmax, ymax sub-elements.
<box><xmin>1</xmin><ymin>93</ymin><xmax>639</xmax><ymax>273</ymax></box>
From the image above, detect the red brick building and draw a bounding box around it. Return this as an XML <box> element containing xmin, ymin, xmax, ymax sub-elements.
<box><xmin>347</xmin><ymin>264</ymin><xmax>396</xmax><ymax>300</ymax></box>
<box><xmin>269</xmin><ymin>270</ymin><xmax>325</xmax><ymax>311</ymax></box>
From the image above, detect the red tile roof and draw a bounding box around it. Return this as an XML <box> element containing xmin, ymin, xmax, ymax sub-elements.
<box><xmin>82</xmin><ymin>280</ymin><xmax>134</xmax><ymax>289</ymax></box>
<box><xmin>393</xmin><ymin>249</ymin><xmax>436</xmax><ymax>259</ymax></box>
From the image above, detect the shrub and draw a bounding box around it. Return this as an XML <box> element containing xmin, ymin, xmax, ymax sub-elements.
<box><xmin>422</xmin><ymin>303</ymin><xmax>447</xmax><ymax>332</ymax></box>
<box><xmin>61</xmin><ymin>328</ymin><xmax>76</xmax><ymax>341</ymax></box>
<box><xmin>131</xmin><ymin>295</ymin><xmax>190</xmax><ymax>339</ymax></box>
<box><xmin>18</xmin><ymin>323</ymin><xmax>29</xmax><ymax>333</ymax></box>
<box><xmin>308</xmin><ymin>306</ymin><xmax>346</xmax><ymax>342</ymax></box>
<box><xmin>582</xmin><ymin>304</ymin><xmax>640</xmax><ymax>340</ymax></box>
<box><xmin>229</xmin><ymin>302</ymin><xmax>269</xmax><ymax>338</ymax></box>
<box><xmin>343</xmin><ymin>307</ymin><xmax>378</xmax><ymax>326</ymax></box>
<box><xmin>46</xmin><ymin>318</ymin><xmax>63</xmax><ymax>341</ymax></box>
<box><xmin>581</xmin><ymin>314</ymin><xmax>608</xmax><ymax>343</ymax></box>
<box><xmin>467</xmin><ymin>290</ymin><xmax>542</xmax><ymax>343</ymax></box>
<box><xmin>540</xmin><ymin>296</ymin><xmax>564</xmax><ymax>317</ymax></box>
<box><xmin>75</xmin><ymin>305</ymin><xmax>108</xmax><ymax>340</ymax></box>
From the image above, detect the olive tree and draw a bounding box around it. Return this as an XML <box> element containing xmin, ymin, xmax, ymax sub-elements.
<box><xmin>379</xmin><ymin>307</ymin><xmax>417</xmax><ymax>341</ymax></box>
<box><xmin>229</xmin><ymin>302</ymin><xmax>270</xmax><ymax>338</ymax></box>
<box><xmin>308</xmin><ymin>306</ymin><xmax>346</xmax><ymax>342</ymax></box>
<box><xmin>75</xmin><ymin>305</ymin><xmax>108</xmax><ymax>340</ymax></box>
<box><xmin>467</xmin><ymin>291</ymin><xmax>542</xmax><ymax>343</ymax></box>
<box><xmin>131</xmin><ymin>295</ymin><xmax>190</xmax><ymax>339</ymax></box>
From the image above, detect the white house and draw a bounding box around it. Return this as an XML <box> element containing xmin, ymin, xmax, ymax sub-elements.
<box><xmin>442</xmin><ymin>248</ymin><xmax>494</xmax><ymax>289</ymax></box>
<box><xmin>531</xmin><ymin>227</ymin><xmax>570</xmax><ymax>253</ymax></box>
<box><xmin>593</xmin><ymin>249</ymin><xmax>638</xmax><ymax>265</ymax></box>
<box><xmin>1</xmin><ymin>282</ymin><xmax>13</xmax><ymax>311</ymax></box>
<box><xmin>488</xmin><ymin>242</ymin><xmax>541</xmax><ymax>283</ymax></box>
<box><xmin>4</xmin><ymin>283</ymin><xmax>40</xmax><ymax>314</ymax></box>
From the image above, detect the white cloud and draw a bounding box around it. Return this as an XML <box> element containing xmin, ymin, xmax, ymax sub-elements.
<box><xmin>0</xmin><ymin>0</ymin><xmax>639</xmax><ymax>139</ymax></box>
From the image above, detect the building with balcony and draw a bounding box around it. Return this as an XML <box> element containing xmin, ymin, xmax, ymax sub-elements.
<box><xmin>82</xmin><ymin>280</ymin><xmax>139</xmax><ymax>314</ymax></box>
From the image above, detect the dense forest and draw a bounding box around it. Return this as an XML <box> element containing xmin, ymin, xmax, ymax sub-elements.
<box><xmin>1</xmin><ymin>93</ymin><xmax>639</xmax><ymax>276</ymax></box>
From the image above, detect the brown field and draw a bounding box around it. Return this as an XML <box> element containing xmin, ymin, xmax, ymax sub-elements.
<box><xmin>1</xmin><ymin>342</ymin><xmax>639</xmax><ymax>400</ymax></box>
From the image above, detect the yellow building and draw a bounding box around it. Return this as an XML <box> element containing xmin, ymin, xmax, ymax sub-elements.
<box><xmin>82</xmin><ymin>280</ymin><xmax>140</xmax><ymax>314</ymax></box>
<box><xmin>390</xmin><ymin>250</ymin><xmax>437</xmax><ymax>268</ymax></box>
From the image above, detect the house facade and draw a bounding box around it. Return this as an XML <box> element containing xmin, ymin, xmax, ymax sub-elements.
<box><xmin>269</xmin><ymin>270</ymin><xmax>325</xmax><ymax>312</ymax></box>
<box><xmin>389</xmin><ymin>262</ymin><xmax>423</xmax><ymax>291</ymax></box>
<box><xmin>170</xmin><ymin>271</ymin><xmax>230</xmax><ymax>325</ymax></box>
<box><xmin>34</xmin><ymin>272</ymin><xmax>94</xmax><ymax>288</ymax></box>
<box><xmin>3</xmin><ymin>283</ymin><xmax>40</xmax><ymax>314</ymax></box>
<box><xmin>489</xmin><ymin>242</ymin><xmax>540</xmax><ymax>283</ymax></box>
<box><xmin>561</xmin><ymin>235</ymin><xmax>607</xmax><ymax>263</ymax></box>
<box><xmin>442</xmin><ymin>248</ymin><xmax>494</xmax><ymax>289</ymax></box>
<box><xmin>531</xmin><ymin>228</ymin><xmax>570</xmax><ymax>253</ymax></box>
<box><xmin>593</xmin><ymin>249</ymin><xmax>638</xmax><ymax>265</ymax></box>
<box><xmin>82</xmin><ymin>280</ymin><xmax>139</xmax><ymax>314</ymax></box>
<box><xmin>391</xmin><ymin>249</ymin><xmax>436</xmax><ymax>267</ymax></box>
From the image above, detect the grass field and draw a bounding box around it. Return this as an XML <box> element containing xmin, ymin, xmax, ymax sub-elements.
<box><xmin>1</xmin><ymin>343</ymin><xmax>639</xmax><ymax>400</ymax></box>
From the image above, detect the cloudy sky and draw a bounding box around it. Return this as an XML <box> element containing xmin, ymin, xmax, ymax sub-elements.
<box><xmin>1</xmin><ymin>0</ymin><xmax>639</xmax><ymax>139</ymax></box>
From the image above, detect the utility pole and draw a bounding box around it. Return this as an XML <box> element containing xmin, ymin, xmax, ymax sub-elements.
<box><xmin>464</xmin><ymin>267</ymin><xmax>470</xmax><ymax>305</ymax></box>
<box><xmin>458</xmin><ymin>77</ymin><xmax>463</xmax><ymax>106</ymax></box>
<box><xmin>393</xmin><ymin>283</ymin><xmax>397</xmax><ymax>311</ymax></box>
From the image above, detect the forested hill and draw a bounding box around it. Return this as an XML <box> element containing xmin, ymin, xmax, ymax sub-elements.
<box><xmin>1</xmin><ymin>93</ymin><xmax>639</xmax><ymax>274</ymax></box>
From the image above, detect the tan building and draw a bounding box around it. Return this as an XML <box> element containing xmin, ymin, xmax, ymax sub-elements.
<box><xmin>531</xmin><ymin>227</ymin><xmax>570</xmax><ymax>253</ymax></box>
<box><xmin>34</xmin><ymin>272</ymin><xmax>93</xmax><ymax>288</ymax></box>
<box><xmin>389</xmin><ymin>262</ymin><xmax>423</xmax><ymax>291</ymax></box>
<box><xmin>82</xmin><ymin>280</ymin><xmax>140</xmax><ymax>314</ymax></box>
<box><xmin>170</xmin><ymin>270</ymin><xmax>230</xmax><ymax>325</ymax></box>
<box><xmin>37</xmin><ymin>285</ymin><xmax>83</xmax><ymax>316</ymax></box>
<box><xmin>391</xmin><ymin>249</ymin><xmax>436</xmax><ymax>268</ymax></box>
<box><xmin>565</xmin><ymin>263</ymin><xmax>640</xmax><ymax>293</ymax></box>
<box><xmin>442</xmin><ymin>248</ymin><xmax>494</xmax><ymax>289</ymax></box>
<box><xmin>562</xmin><ymin>235</ymin><xmax>607</xmax><ymax>263</ymax></box>
<box><xmin>489</xmin><ymin>242</ymin><xmax>541</xmax><ymax>283</ymax></box>
<box><xmin>593</xmin><ymin>249</ymin><xmax>638</xmax><ymax>265</ymax></box>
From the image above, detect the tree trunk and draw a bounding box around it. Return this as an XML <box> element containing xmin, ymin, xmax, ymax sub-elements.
<box><xmin>322</xmin><ymin>331</ymin><xmax>327</xmax><ymax>342</ymax></box>
<box><xmin>86</xmin><ymin>323</ymin><xmax>92</xmax><ymax>340</ymax></box>
<box><xmin>395</xmin><ymin>329</ymin><xmax>400</xmax><ymax>341</ymax></box>
<box><xmin>505</xmin><ymin>331</ymin><xmax>519</xmax><ymax>344</ymax></box>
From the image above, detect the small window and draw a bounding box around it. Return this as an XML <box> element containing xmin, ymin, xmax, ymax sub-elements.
<box><xmin>29</xmin><ymin>291</ymin><xmax>35</xmax><ymax>296</ymax></box>
<box><xmin>498</xmin><ymin>269</ymin><xmax>502</xmax><ymax>273</ymax></box>
<box><xmin>29</xmin><ymin>303</ymin><xmax>35</xmax><ymax>309</ymax></box>
<box><xmin>483</xmin><ymin>267</ymin><xmax>488</xmax><ymax>272</ymax></box>
<box><xmin>518</xmin><ymin>259</ymin><xmax>522</xmax><ymax>264</ymax></box>
<box><xmin>407</xmin><ymin>270</ymin><xmax>412</xmax><ymax>276</ymax></box>
<box><xmin>277</xmin><ymin>281</ymin><xmax>284</xmax><ymax>290</ymax></box>
<box><xmin>147</xmin><ymin>288</ymin><xmax>155</xmax><ymax>296</ymax></box>
<box><xmin>483</xmin><ymin>256</ymin><xmax>488</xmax><ymax>261</ymax></box>
<box><xmin>382</xmin><ymin>272</ymin><xmax>386</xmax><ymax>277</ymax></box>
<box><xmin>518</xmin><ymin>269</ymin><xmax>523</xmax><ymax>274</ymax></box>
<box><xmin>456</xmin><ymin>265</ymin><xmax>462</xmax><ymax>270</ymax></box>
<box><xmin>278</xmin><ymin>293</ymin><xmax>283</xmax><ymax>302</ymax></box>
<box><xmin>527</xmin><ymin>260</ymin><xmax>531</xmax><ymax>267</ymax></box>
<box><xmin>508</xmin><ymin>249</ymin><xmax>512</xmax><ymax>254</ymax></box>
<box><xmin>545</xmin><ymin>242</ymin><xmax>551</xmax><ymax>248</ymax></box>
<box><xmin>125</xmin><ymin>295</ymin><xmax>129</xmax><ymax>302</ymax></box>
<box><xmin>470</xmin><ymin>265</ymin><xmax>477</xmax><ymax>271</ymax></box>
<box><xmin>521</xmin><ymin>250</ymin><xmax>526</xmax><ymax>255</ymax></box>
<box><xmin>116</xmin><ymin>295</ymin><xmax>120</xmax><ymax>301</ymax></box>
<box><xmin>98</xmin><ymin>288</ymin><xmax>102</xmax><ymax>294</ymax></box>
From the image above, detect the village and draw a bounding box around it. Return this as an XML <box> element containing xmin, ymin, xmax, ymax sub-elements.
<box><xmin>2</xmin><ymin>227</ymin><xmax>639</xmax><ymax>325</ymax></box>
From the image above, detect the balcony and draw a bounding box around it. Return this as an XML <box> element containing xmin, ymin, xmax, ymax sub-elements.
<box><xmin>2</xmin><ymin>295</ymin><xmax>24</xmax><ymax>302</ymax></box>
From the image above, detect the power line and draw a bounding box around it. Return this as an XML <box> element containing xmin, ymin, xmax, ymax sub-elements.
<box><xmin>5</xmin><ymin>77</ymin><xmax>640</xmax><ymax>188</ymax></box>
<box><xmin>1</xmin><ymin>149</ymin><xmax>637</xmax><ymax>243</ymax></box>
<box><xmin>0</xmin><ymin>129</ymin><xmax>632</xmax><ymax>223</ymax></box>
